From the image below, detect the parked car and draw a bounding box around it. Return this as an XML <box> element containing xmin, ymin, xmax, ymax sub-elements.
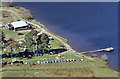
<box><xmin>18</xmin><ymin>33</ymin><xmax>24</xmax><ymax>35</ymax></box>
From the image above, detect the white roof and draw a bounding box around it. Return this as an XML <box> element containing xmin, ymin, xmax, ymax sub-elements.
<box><xmin>11</xmin><ymin>21</ymin><xmax>28</xmax><ymax>28</ymax></box>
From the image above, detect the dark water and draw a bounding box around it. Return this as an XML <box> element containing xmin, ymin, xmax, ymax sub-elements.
<box><xmin>12</xmin><ymin>2</ymin><xmax>118</xmax><ymax>71</ymax></box>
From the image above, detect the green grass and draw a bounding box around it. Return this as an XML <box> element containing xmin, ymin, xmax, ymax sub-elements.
<box><xmin>43</xmin><ymin>27</ymin><xmax>68</xmax><ymax>43</ymax></box>
<box><xmin>22</xmin><ymin>32</ymin><xmax>29</xmax><ymax>35</ymax></box>
<box><xmin>2</xmin><ymin>61</ymin><xmax>118</xmax><ymax>77</ymax></box>
<box><xmin>2</xmin><ymin>28</ymin><xmax>18</xmax><ymax>40</ymax></box>
<box><xmin>2</xmin><ymin>62</ymin><xmax>92</xmax><ymax>77</ymax></box>
<box><xmin>91</xmin><ymin>65</ymin><xmax>118</xmax><ymax>77</ymax></box>
<box><xmin>2</xmin><ymin>52</ymin><xmax>118</xmax><ymax>77</ymax></box>
<box><xmin>62</xmin><ymin>52</ymin><xmax>84</xmax><ymax>60</ymax></box>
<box><xmin>2</xmin><ymin>71</ymin><xmax>24</xmax><ymax>77</ymax></box>
<box><xmin>50</xmin><ymin>38</ymin><xmax>65</xmax><ymax>49</ymax></box>
<box><xmin>1</xmin><ymin>28</ymin><xmax>31</xmax><ymax>41</ymax></box>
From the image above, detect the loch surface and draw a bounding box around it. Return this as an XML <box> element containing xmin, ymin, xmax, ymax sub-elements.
<box><xmin>12</xmin><ymin>2</ymin><xmax>118</xmax><ymax>71</ymax></box>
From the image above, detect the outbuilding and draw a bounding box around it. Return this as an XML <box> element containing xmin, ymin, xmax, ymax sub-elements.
<box><xmin>6</xmin><ymin>23</ymin><xmax>14</xmax><ymax>30</ymax></box>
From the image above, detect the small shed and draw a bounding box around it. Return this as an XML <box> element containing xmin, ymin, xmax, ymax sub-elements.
<box><xmin>49</xmin><ymin>61</ymin><xmax>51</xmax><ymax>63</ymax></box>
<box><xmin>58</xmin><ymin>60</ymin><xmax>61</xmax><ymax>63</ymax></box>
<box><xmin>81</xmin><ymin>59</ymin><xmax>84</xmax><ymax>61</ymax></box>
<box><xmin>55</xmin><ymin>60</ymin><xmax>57</xmax><ymax>63</ymax></box>
<box><xmin>46</xmin><ymin>61</ymin><xmax>49</xmax><ymax>63</ymax></box>
<box><xmin>52</xmin><ymin>60</ymin><xmax>54</xmax><ymax>63</ymax></box>
<box><xmin>37</xmin><ymin>61</ymin><xmax>40</xmax><ymax>64</ymax></box>
<box><xmin>72</xmin><ymin>59</ymin><xmax>74</xmax><ymax>61</ymax></box>
<box><xmin>43</xmin><ymin>61</ymin><xmax>45</xmax><ymax>64</ymax></box>
<box><xmin>61</xmin><ymin>60</ymin><xmax>63</xmax><ymax>62</ymax></box>
<box><xmin>64</xmin><ymin>59</ymin><xmax>67</xmax><ymax>62</ymax></box>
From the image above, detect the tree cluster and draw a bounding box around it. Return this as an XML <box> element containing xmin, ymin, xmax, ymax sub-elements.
<box><xmin>24</xmin><ymin>30</ymin><xmax>50</xmax><ymax>53</ymax></box>
<box><xmin>37</xmin><ymin>33</ymin><xmax>50</xmax><ymax>51</ymax></box>
<box><xmin>25</xmin><ymin>29</ymin><xmax>38</xmax><ymax>51</ymax></box>
<box><xmin>0</xmin><ymin>29</ymin><xmax>5</xmax><ymax>42</ymax></box>
<box><xmin>0</xmin><ymin>29</ymin><xmax>5</xmax><ymax>51</ymax></box>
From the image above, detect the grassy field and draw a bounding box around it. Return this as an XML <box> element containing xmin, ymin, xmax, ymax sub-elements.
<box><xmin>90</xmin><ymin>62</ymin><xmax>118</xmax><ymax>77</ymax></box>
<box><xmin>43</xmin><ymin>26</ymin><xmax>68</xmax><ymax>43</ymax></box>
<box><xmin>1</xmin><ymin>28</ymin><xmax>31</xmax><ymax>40</ymax></box>
<box><xmin>2</xmin><ymin>28</ymin><xmax>18</xmax><ymax>40</ymax></box>
<box><xmin>2</xmin><ymin>60</ymin><xmax>118</xmax><ymax>77</ymax></box>
<box><xmin>50</xmin><ymin>38</ymin><xmax>66</xmax><ymax>49</ymax></box>
<box><xmin>2</xmin><ymin>52</ymin><xmax>118</xmax><ymax>77</ymax></box>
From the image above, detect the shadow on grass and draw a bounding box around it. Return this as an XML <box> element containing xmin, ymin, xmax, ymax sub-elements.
<box><xmin>2</xmin><ymin>48</ymin><xmax>67</xmax><ymax>59</ymax></box>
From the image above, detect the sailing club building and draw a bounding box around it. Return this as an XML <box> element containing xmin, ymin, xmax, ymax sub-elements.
<box><xmin>6</xmin><ymin>21</ymin><xmax>31</xmax><ymax>31</ymax></box>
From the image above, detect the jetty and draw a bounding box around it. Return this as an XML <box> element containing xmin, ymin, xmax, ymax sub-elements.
<box><xmin>80</xmin><ymin>47</ymin><xmax>114</xmax><ymax>54</ymax></box>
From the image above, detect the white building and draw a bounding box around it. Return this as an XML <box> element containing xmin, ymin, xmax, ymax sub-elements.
<box><xmin>10</xmin><ymin>21</ymin><xmax>31</xmax><ymax>31</ymax></box>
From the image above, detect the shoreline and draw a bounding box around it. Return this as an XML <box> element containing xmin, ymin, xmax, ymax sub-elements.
<box><xmin>1</xmin><ymin>6</ymin><xmax>119</xmax><ymax>73</ymax></box>
<box><xmin>22</xmin><ymin>7</ymin><xmax>118</xmax><ymax>72</ymax></box>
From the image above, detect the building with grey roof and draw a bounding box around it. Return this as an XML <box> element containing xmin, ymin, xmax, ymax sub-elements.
<box><xmin>7</xmin><ymin>21</ymin><xmax>31</xmax><ymax>31</ymax></box>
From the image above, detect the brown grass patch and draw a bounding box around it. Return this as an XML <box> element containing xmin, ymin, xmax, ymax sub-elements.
<box><xmin>38</xmin><ymin>68</ymin><xmax>94</xmax><ymax>77</ymax></box>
